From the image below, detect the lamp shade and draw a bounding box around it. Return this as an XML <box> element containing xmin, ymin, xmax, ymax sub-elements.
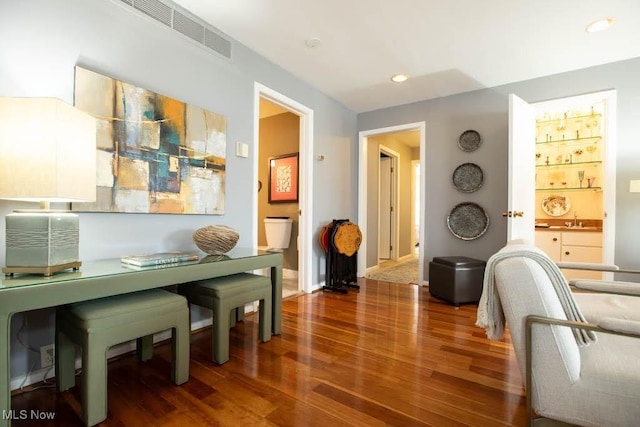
<box><xmin>0</xmin><ymin>97</ymin><xmax>96</xmax><ymax>203</ymax></box>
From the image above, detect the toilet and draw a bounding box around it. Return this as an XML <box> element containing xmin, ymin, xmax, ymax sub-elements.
<box><xmin>264</xmin><ymin>217</ymin><xmax>293</xmax><ymax>251</ymax></box>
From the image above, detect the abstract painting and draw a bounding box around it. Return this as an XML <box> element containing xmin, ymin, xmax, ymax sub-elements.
<box><xmin>268</xmin><ymin>152</ymin><xmax>298</xmax><ymax>203</ymax></box>
<box><xmin>72</xmin><ymin>66</ymin><xmax>226</xmax><ymax>214</ymax></box>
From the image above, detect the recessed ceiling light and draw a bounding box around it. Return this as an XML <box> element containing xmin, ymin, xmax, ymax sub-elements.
<box><xmin>305</xmin><ymin>37</ymin><xmax>321</xmax><ymax>48</ymax></box>
<box><xmin>391</xmin><ymin>74</ymin><xmax>408</xmax><ymax>83</ymax></box>
<box><xmin>585</xmin><ymin>18</ymin><xmax>615</xmax><ymax>33</ymax></box>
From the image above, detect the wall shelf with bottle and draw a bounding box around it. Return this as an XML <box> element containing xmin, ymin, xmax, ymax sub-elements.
<box><xmin>536</xmin><ymin>186</ymin><xmax>601</xmax><ymax>191</ymax></box>
<box><xmin>535</xmin><ymin>112</ymin><xmax>601</xmax><ymax>125</ymax></box>
<box><xmin>536</xmin><ymin>160</ymin><xmax>602</xmax><ymax>168</ymax></box>
<box><xmin>536</xmin><ymin>168</ymin><xmax>599</xmax><ymax>191</ymax></box>
<box><xmin>536</xmin><ymin>110</ymin><xmax>602</xmax><ymax>143</ymax></box>
<box><xmin>536</xmin><ymin>142</ymin><xmax>600</xmax><ymax>164</ymax></box>
<box><xmin>536</xmin><ymin>136</ymin><xmax>601</xmax><ymax>145</ymax></box>
<box><xmin>535</xmin><ymin>108</ymin><xmax>602</xmax><ymax>191</ymax></box>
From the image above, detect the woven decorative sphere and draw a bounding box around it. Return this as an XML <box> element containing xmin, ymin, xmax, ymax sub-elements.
<box><xmin>193</xmin><ymin>225</ymin><xmax>239</xmax><ymax>255</ymax></box>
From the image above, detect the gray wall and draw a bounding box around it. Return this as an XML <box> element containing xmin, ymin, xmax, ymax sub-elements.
<box><xmin>0</xmin><ymin>0</ymin><xmax>356</xmax><ymax>384</ymax></box>
<box><xmin>3</xmin><ymin>0</ymin><xmax>639</xmax><ymax>388</ymax></box>
<box><xmin>358</xmin><ymin>57</ymin><xmax>640</xmax><ymax>282</ymax></box>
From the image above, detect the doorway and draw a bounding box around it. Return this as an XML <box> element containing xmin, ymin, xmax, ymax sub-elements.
<box><xmin>357</xmin><ymin>122</ymin><xmax>426</xmax><ymax>285</ymax></box>
<box><xmin>253</xmin><ymin>83</ymin><xmax>314</xmax><ymax>295</ymax></box>
<box><xmin>509</xmin><ymin>91</ymin><xmax>616</xmax><ymax>280</ymax></box>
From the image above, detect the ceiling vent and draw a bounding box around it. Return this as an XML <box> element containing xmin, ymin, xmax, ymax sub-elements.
<box><xmin>116</xmin><ymin>0</ymin><xmax>233</xmax><ymax>60</ymax></box>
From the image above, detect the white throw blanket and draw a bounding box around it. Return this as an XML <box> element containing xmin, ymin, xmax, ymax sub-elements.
<box><xmin>475</xmin><ymin>243</ymin><xmax>596</xmax><ymax>346</ymax></box>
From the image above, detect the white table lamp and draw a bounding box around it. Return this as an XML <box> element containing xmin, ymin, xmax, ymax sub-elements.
<box><xmin>0</xmin><ymin>97</ymin><xmax>96</xmax><ymax>276</ymax></box>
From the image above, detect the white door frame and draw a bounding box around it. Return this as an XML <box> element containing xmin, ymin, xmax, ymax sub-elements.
<box><xmin>378</xmin><ymin>145</ymin><xmax>399</xmax><ymax>261</ymax></box>
<box><xmin>410</xmin><ymin>159</ymin><xmax>420</xmax><ymax>254</ymax></box>
<box><xmin>358</xmin><ymin>121</ymin><xmax>427</xmax><ymax>285</ymax></box>
<box><xmin>253</xmin><ymin>82</ymin><xmax>314</xmax><ymax>293</ymax></box>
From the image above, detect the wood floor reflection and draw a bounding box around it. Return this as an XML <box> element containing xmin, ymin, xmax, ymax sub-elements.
<box><xmin>12</xmin><ymin>278</ymin><xmax>525</xmax><ymax>426</ymax></box>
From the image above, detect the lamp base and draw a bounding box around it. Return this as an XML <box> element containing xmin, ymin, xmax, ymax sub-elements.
<box><xmin>5</xmin><ymin>211</ymin><xmax>81</xmax><ymax>276</ymax></box>
<box><xmin>3</xmin><ymin>261</ymin><xmax>82</xmax><ymax>278</ymax></box>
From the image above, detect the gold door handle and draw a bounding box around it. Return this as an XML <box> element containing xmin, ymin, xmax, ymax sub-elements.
<box><xmin>502</xmin><ymin>211</ymin><xmax>524</xmax><ymax>218</ymax></box>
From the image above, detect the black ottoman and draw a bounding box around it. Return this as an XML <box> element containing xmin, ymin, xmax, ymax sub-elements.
<box><xmin>428</xmin><ymin>256</ymin><xmax>486</xmax><ymax>306</ymax></box>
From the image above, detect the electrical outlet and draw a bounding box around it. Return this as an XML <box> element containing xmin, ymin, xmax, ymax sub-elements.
<box><xmin>40</xmin><ymin>344</ymin><xmax>54</xmax><ymax>368</ymax></box>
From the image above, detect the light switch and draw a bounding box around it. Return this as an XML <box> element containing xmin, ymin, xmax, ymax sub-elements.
<box><xmin>235</xmin><ymin>142</ymin><xmax>249</xmax><ymax>158</ymax></box>
<box><xmin>630</xmin><ymin>180</ymin><xmax>640</xmax><ymax>193</ymax></box>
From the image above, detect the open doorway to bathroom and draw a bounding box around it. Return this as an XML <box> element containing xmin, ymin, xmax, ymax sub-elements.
<box><xmin>254</xmin><ymin>83</ymin><xmax>313</xmax><ymax>295</ymax></box>
<box><xmin>257</xmin><ymin>98</ymin><xmax>301</xmax><ymax>299</ymax></box>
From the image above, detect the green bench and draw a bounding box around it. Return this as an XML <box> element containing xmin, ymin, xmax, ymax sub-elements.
<box><xmin>179</xmin><ymin>273</ymin><xmax>272</xmax><ymax>364</ymax></box>
<box><xmin>55</xmin><ymin>289</ymin><xmax>190</xmax><ymax>426</ymax></box>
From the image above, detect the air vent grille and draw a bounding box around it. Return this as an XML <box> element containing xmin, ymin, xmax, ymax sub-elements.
<box><xmin>116</xmin><ymin>0</ymin><xmax>233</xmax><ymax>60</ymax></box>
<box><xmin>205</xmin><ymin>28</ymin><xmax>232</xmax><ymax>59</ymax></box>
<box><xmin>134</xmin><ymin>0</ymin><xmax>172</xmax><ymax>26</ymax></box>
<box><xmin>173</xmin><ymin>10</ymin><xmax>204</xmax><ymax>43</ymax></box>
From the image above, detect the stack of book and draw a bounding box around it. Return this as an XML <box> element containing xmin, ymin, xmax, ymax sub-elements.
<box><xmin>120</xmin><ymin>251</ymin><xmax>200</xmax><ymax>268</ymax></box>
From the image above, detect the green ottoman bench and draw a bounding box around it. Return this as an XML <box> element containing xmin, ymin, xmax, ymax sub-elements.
<box><xmin>55</xmin><ymin>289</ymin><xmax>190</xmax><ymax>426</ymax></box>
<box><xmin>179</xmin><ymin>273</ymin><xmax>272</xmax><ymax>364</ymax></box>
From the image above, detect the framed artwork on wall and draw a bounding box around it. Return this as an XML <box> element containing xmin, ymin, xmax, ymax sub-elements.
<box><xmin>268</xmin><ymin>152</ymin><xmax>299</xmax><ymax>203</ymax></box>
<box><xmin>71</xmin><ymin>66</ymin><xmax>227</xmax><ymax>214</ymax></box>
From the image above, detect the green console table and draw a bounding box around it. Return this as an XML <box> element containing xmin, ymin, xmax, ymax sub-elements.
<box><xmin>0</xmin><ymin>248</ymin><xmax>282</xmax><ymax>426</ymax></box>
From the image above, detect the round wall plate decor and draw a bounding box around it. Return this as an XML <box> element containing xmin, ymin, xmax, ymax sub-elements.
<box><xmin>458</xmin><ymin>129</ymin><xmax>482</xmax><ymax>152</ymax></box>
<box><xmin>447</xmin><ymin>202</ymin><xmax>489</xmax><ymax>240</ymax></box>
<box><xmin>452</xmin><ymin>163</ymin><xmax>483</xmax><ymax>192</ymax></box>
<box><xmin>541</xmin><ymin>194</ymin><xmax>571</xmax><ymax>217</ymax></box>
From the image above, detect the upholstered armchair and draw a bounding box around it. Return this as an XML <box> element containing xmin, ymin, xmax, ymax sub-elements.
<box><xmin>476</xmin><ymin>242</ymin><xmax>640</xmax><ymax>426</ymax></box>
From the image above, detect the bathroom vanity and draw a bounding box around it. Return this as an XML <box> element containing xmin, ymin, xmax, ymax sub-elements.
<box><xmin>535</xmin><ymin>225</ymin><xmax>603</xmax><ymax>280</ymax></box>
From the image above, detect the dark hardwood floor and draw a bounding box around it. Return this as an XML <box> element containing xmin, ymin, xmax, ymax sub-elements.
<box><xmin>11</xmin><ymin>278</ymin><xmax>525</xmax><ymax>426</ymax></box>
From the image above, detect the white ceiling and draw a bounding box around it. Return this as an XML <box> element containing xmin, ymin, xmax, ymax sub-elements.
<box><xmin>173</xmin><ymin>0</ymin><xmax>640</xmax><ymax>113</ymax></box>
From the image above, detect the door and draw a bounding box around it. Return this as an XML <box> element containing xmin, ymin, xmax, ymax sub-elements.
<box><xmin>507</xmin><ymin>93</ymin><xmax>536</xmax><ymax>242</ymax></box>
<box><xmin>379</xmin><ymin>155</ymin><xmax>392</xmax><ymax>259</ymax></box>
<box><xmin>254</xmin><ymin>83</ymin><xmax>314</xmax><ymax>293</ymax></box>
